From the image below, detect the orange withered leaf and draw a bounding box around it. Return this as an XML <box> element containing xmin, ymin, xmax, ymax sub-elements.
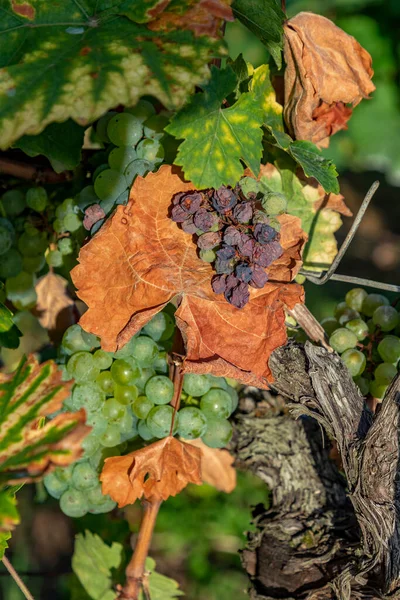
<box><xmin>71</xmin><ymin>166</ymin><xmax>305</xmax><ymax>387</ymax></box>
<box><xmin>100</xmin><ymin>436</ymin><xmax>202</xmax><ymax>506</ymax></box>
<box><xmin>283</xmin><ymin>12</ymin><xmax>375</xmax><ymax>148</ymax></box>
<box><xmin>185</xmin><ymin>438</ymin><xmax>236</xmax><ymax>493</ymax></box>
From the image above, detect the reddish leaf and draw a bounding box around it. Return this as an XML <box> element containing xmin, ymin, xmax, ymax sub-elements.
<box><xmin>185</xmin><ymin>438</ymin><xmax>236</xmax><ymax>493</ymax></box>
<box><xmin>83</xmin><ymin>204</ymin><xmax>105</xmax><ymax>231</ymax></box>
<box><xmin>72</xmin><ymin>166</ymin><xmax>305</xmax><ymax>387</ymax></box>
<box><xmin>283</xmin><ymin>12</ymin><xmax>375</xmax><ymax>148</ymax></box>
<box><xmin>149</xmin><ymin>0</ymin><xmax>234</xmax><ymax>37</ymax></box>
<box><xmin>100</xmin><ymin>436</ymin><xmax>202</xmax><ymax>506</ymax></box>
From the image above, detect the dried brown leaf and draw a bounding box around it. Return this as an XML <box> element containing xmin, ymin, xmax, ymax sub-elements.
<box><xmin>100</xmin><ymin>436</ymin><xmax>202</xmax><ymax>506</ymax></box>
<box><xmin>149</xmin><ymin>0</ymin><xmax>234</xmax><ymax>37</ymax></box>
<box><xmin>283</xmin><ymin>12</ymin><xmax>375</xmax><ymax>147</ymax></box>
<box><xmin>72</xmin><ymin>166</ymin><xmax>306</xmax><ymax>387</ymax></box>
<box><xmin>185</xmin><ymin>438</ymin><xmax>236</xmax><ymax>493</ymax></box>
<box><xmin>35</xmin><ymin>273</ymin><xmax>75</xmax><ymax>339</ymax></box>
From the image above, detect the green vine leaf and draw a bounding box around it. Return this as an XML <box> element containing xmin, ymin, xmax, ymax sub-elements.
<box><xmin>0</xmin><ymin>303</ymin><xmax>21</xmax><ymax>350</ymax></box>
<box><xmin>232</xmin><ymin>0</ymin><xmax>286</xmax><ymax>68</ymax></box>
<box><xmin>72</xmin><ymin>531</ymin><xmax>123</xmax><ymax>600</ymax></box>
<box><xmin>0</xmin><ymin>489</ymin><xmax>19</xmax><ymax>535</ymax></box>
<box><xmin>166</xmin><ymin>64</ymin><xmax>270</xmax><ymax>188</ymax></box>
<box><xmin>0</xmin><ymin>1</ymin><xmax>226</xmax><ymax>149</ymax></box>
<box><xmin>14</xmin><ymin>121</ymin><xmax>86</xmax><ymax>172</ymax></box>
<box><xmin>139</xmin><ymin>557</ymin><xmax>184</xmax><ymax>600</ymax></box>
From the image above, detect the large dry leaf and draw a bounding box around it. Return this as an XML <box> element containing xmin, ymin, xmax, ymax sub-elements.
<box><xmin>185</xmin><ymin>438</ymin><xmax>236</xmax><ymax>493</ymax></box>
<box><xmin>35</xmin><ymin>273</ymin><xmax>75</xmax><ymax>341</ymax></box>
<box><xmin>72</xmin><ymin>166</ymin><xmax>305</xmax><ymax>387</ymax></box>
<box><xmin>283</xmin><ymin>12</ymin><xmax>375</xmax><ymax>148</ymax></box>
<box><xmin>100</xmin><ymin>436</ymin><xmax>202</xmax><ymax>506</ymax></box>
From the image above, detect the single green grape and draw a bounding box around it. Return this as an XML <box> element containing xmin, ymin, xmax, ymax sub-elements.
<box><xmin>85</xmin><ymin>412</ymin><xmax>108</xmax><ymax>436</ymax></box>
<box><xmin>102</xmin><ymin>398</ymin><xmax>126</xmax><ymax>421</ymax></box>
<box><xmin>199</xmin><ymin>249</ymin><xmax>216</xmax><ymax>263</ymax></box>
<box><xmin>107</xmin><ymin>113</ymin><xmax>143</xmax><ymax>146</ymax></box>
<box><xmin>177</xmin><ymin>407</ymin><xmax>207</xmax><ymax>440</ymax></box>
<box><xmin>354</xmin><ymin>376</ymin><xmax>370</xmax><ymax>396</ymax></box>
<box><xmin>96</xmin><ymin>371</ymin><xmax>115</xmax><ymax>396</ymax></box>
<box><xmin>345</xmin><ymin>288</ymin><xmax>368</xmax><ymax>312</ymax></box>
<box><xmin>143</xmin><ymin>312</ymin><xmax>175</xmax><ymax>342</ymax></box>
<box><xmin>145</xmin><ymin>375</ymin><xmax>174</xmax><ymax>405</ymax></box>
<box><xmin>200</xmin><ymin>389</ymin><xmax>233</xmax><ymax>419</ymax></box>
<box><xmin>26</xmin><ymin>187</ymin><xmax>47</xmax><ymax>212</ymax></box>
<box><xmin>138</xmin><ymin>419</ymin><xmax>154</xmax><ymax>441</ymax></box>
<box><xmin>67</xmin><ymin>351</ymin><xmax>100</xmax><ymax>383</ymax></box>
<box><xmin>119</xmin><ymin>408</ymin><xmax>137</xmax><ymax>435</ymax></box>
<box><xmin>100</xmin><ymin>424</ymin><xmax>121</xmax><ymax>447</ymax></box>
<box><xmin>335</xmin><ymin>304</ymin><xmax>360</xmax><ymax>325</ymax></box>
<box><xmin>114</xmin><ymin>383</ymin><xmax>138</xmax><ymax>405</ymax></box>
<box><xmin>341</xmin><ymin>348</ymin><xmax>366</xmax><ymax>377</ymax></box>
<box><xmin>93</xmin><ymin>349</ymin><xmax>113</xmax><ymax>370</ymax></box>
<box><xmin>369</xmin><ymin>379</ymin><xmax>388</xmax><ymax>400</ymax></box>
<box><xmin>60</xmin><ymin>488</ymin><xmax>88</xmax><ymax>518</ymax></box>
<box><xmin>320</xmin><ymin>317</ymin><xmax>339</xmax><ymax>336</ymax></box>
<box><xmin>207</xmin><ymin>375</ymin><xmax>228</xmax><ymax>390</ymax></box>
<box><xmin>17</xmin><ymin>231</ymin><xmax>47</xmax><ymax>256</ymax></box>
<box><xmin>43</xmin><ymin>472</ymin><xmax>69</xmax><ymax>499</ymax></box>
<box><xmin>131</xmin><ymin>395</ymin><xmax>154</xmax><ymax>419</ymax></box>
<box><xmin>345</xmin><ymin>318</ymin><xmax>369</xmax><ymax>341</ymax></box>
<box><xmin>72</xmin><ymin>382</ymin><xmax>106</xmax><ymax>412</ymax></box>
<box><xmin>378</xmin><ymin>335</ymin><xmax>400</xmax><ymax>363</ymax></box>
<box><xmin>130</xmin><ymin>336</ymin><xmax>159</xmax><ymax>366</ymax></box>
<box><xmin>143</xmin><ymin>114</ymin><xmax>170</xmax><ymax>140</ymax></box>
<box><xmin>58</xmin><ymin>237</ymin><xmax>74</xmax><ymax>256</ymax></box>
<box><xmin>183</xmin><ymin>374</ymin><xmax>211</xmax><ymax>398</ymax></box>
<box><xmin>329</xmin><ymin>328</ymin><xmax>358</xmax><ymax>354</ymax></box>
<box><xmin>62</xmin><ymin>324</ymin><xmax>94</xmax><ymax>355</ymax></box>
<box><xmin>87</xmin><ymin>484</ymin><xmax>108</xmax><ymax>506</ymax></box>
<box><xmin>72</xmin><ymin>461</ymin><xmax>99</xmax><ymax>490</ymax></box>
<box><xmin>153</xmin><ymin>352</ymin><xmax>168</xmax><ymax>374</ymax></box>
<box><xmin>94</xmin><ymin>169</ymin><xmax>127</xmax><ymax>201</ymax></box>
<box><xmin>201</xmin><ymin>418</ymin><xmax>232</xmax><ymax>449</ymax></box>
<box><xmin>2</xmin><ymin>189</ymin><xmax>26</xmax><ymax>217</ymax></box>
<box><xmin>124</xmin><ymin>159</ymin><xmax>153</xmax><ymax>186</ymax></box>
<box><xmin>95</xmin><ymin>111</ymin><xmax>117</xmax><ymax>143</ymax></box>
<box><xmin>132</xmin><ymin>368</ymin><xmax>155</xmax><ymax>393</ymax></box>
<box><xmin>125</xmin><ymin>99</ymin><xmax>156</xmax><ymax>122</ymax></box>
<box><xmin>136</xmin><ymin>138</ymin><xmax>164</xmax><ymax>164</ymax></box>
<box><xmin>81</xmin><ymin>433</ymin><xmax>101</xmax><ymax>457</ymax></box>
<box><xmin>110</xmin><ymin>358</ymin><xmax>140</xmax><ymax>385</ymax></box>
<box><xmin>46</xmin><ymin>250</ymin><xmax>63</xmax><ymax>267</ymax></box>
<box><xmin>89</xmin><ymin>496</ymin><xmax>117</xmax><ymax>514</ymax></box>
<box><xmin>0</xmin><ymin>248</ymin><xmax>23</xmax><ymax>278</ymax></box>
<box><xmin>23</xmin><ymin>254</ymin><xmax>46</xmax><ymax>274</ymax></box>
<box><xmin>261</xmin><ymin>192</ymin><xmax>287</xmax><ymax>215</ymax></box>
<box><xmin>225</xmin><ymin>385</ymin><xmax>239</xmax><ymax>412</ymax></box>
<box><xmin>374</xmin><ymin>362</ymin><xmax>397</xmax><ymax>385</ymax></box>
<box><xmin>64</xmin><ymin>213</ymin><xmax>82</xmax><ymax>233</ymax></box>
<box><xmin>372</xmin><ymin>305</ymin><xmax>399</xmax><ymax>332</ymax></box>
<box><xmin>362</xmin><ymin>293</ymin><xmax>390</xmax><ymax>317</ymax></box>
<box><xmin>53</xmin><ymin>465</ymin><xmax>73</xmax><ymax>484</ymax></box>
<box><xmin>108</xmin><ymin>146</ymin><xmax>137</xmax><ymax>171</ymax></box>
<box><xmin>146</xmin><ymin>405</ymin><xmax>178</xmax><ymax>438</ymax></box>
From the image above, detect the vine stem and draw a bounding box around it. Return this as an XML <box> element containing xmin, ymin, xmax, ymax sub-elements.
<box><xmin>2</xmin><ymin>555</ymin><xmax>35</xmax><ymax>600</ymax></box>
<box><xmin>281</xmin><ymin>0</ymin><xmax>286</xmax><ymax>12</ymax></box>
<box><xmin>0</xmin><ymin>157</ymin><xmax>72</xmax><ymax>183</ymax></box>
<box><xmin>119</xmin><ymin>499</ymin><xmax>162</xmax><ymax>599</ymax></box>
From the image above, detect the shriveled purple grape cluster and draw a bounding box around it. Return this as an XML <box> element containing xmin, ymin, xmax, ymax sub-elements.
<box><xmin>171</xmin><ymin>184</ymin><xmax>284</xmax><ymax>309</ymax></box>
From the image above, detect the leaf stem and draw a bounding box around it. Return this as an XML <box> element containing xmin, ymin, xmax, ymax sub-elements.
<box><xmin>119</xmin><ymin>499</ymin><xmax>162</xmax><ymax>599</ymax></box>
<box><xmin>168</xmin><ymin>328</ymin><xmax>185</xmax><ymax>433</ymax></box>
<box><xmin>2</xmin><ymin>555</ymin><xmax>35</xmax><ymax>600</ymax></box>
<box><xmin>0</xmin><ymin>157</ymin><xmax>72</xmax><ymax>183</ymax></box>
<box><xmin>281</xmin><ymin>0</ymin><xmax>286</xmax><ymax>12</ymax></box>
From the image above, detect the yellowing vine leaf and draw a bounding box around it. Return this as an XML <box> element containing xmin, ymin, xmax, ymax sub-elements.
<box><xmin>72</xmin><ymin>166</ymin><xmax>306</xmax><ymax>387</ymax></box>
<box><xmin>0</xmin><ymin>356</ymin><xmax>89</xmax><ymax>483</ymax></box>
<box><xmin>284</xmin><ymin>12</ymin><xmax>375</xmax><ymax>147</ymax></box>
<box><xmin>100</xmin><ymin>436</ymin><xmax>202</xmax><ymax>507</ymax></box>
<box><xmin>185</xmin><ymin>438</ymin><xmax>236</xmax><ymax>493</ymax></box>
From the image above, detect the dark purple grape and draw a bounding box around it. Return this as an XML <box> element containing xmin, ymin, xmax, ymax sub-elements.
<box><xmin>253</xmin><ymin>241</ymin><xmax>283</xmax><ymax>267</ymax></box>
<box><xmin>193</xmin><ymin>208</ymin><xmax>216</xmax><ymax>232</ymax></box>
<box><xmin>180</xmin><ymin>192</ymin><xmax>202</xmax><ymax>214</ymax></box>
<box><xmin>215</xmin><ymin>258</ymin><xmax>235</xmax><ymax>275</ymax></box>
<box><xmin>171</xmin><ymin>204</ymin><xmax>189</xmax><ymax>223</ymax></box>
<box><xmin>254</xmin><ymin>223</ymin><xmax>278</xmax><ymax>245</ymax></box>
<box><xmin>233</xmin><ymin>202</ymin><xmax>253</xmax><ymax>224</ymax></box>
<box><xmin>225</xmin><ymin>273</ymin><xmax>239</xmax><ymax>290</ymax></box>
<box><xmin>252</xmin><ymin>209</ymin><xmax>270</xmax><ymax>225</ymax></box>
<box><xmin>223</xmin><ymin>225</ymin><xmax>241</xmax><ymax>246</ymax></box>
<box><xmin>212</xmin><ymin>275</ymin><xmax>227</xmax><ymax>294</ymax></box>
<box><xmin>249</xmin><ymin>265</ymin><xmax>269</xmax><ymax>288</ymax></box>
<box><xmin>212</xmin><ymin>187</ymin><xmax>238</xmax><ymax>214</ymax></box>
<box><xmin>197</xmin><ymin>232</ymin><xmax>221</xmax><ymax>250</ymax></box>
<box><xmin>235</xmin><ymin>262</ymin><xmax>253</xmax><ymax>283</ymax></box>
<box><xmin>181</xmin><ymin>216</ymin><xmax>198</xmax><ymax>234</ymax></box>
<box><xmin>237</xmin><ymin>234</ymin><xmax>255</xmax><ymax>258</ymax></box>
<box><xmin>225</xmin><ymin>282</ymin><xmax>250</xmax><ymax>308</ymax></box>
<box><xmin>216</xmin><ymin>245</ymin><xmax>236</xmax><ymax>260</ymax></box>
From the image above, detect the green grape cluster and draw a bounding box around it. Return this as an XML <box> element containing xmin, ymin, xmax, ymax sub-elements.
<box><xmin>0</xmin><ymin>187</ymin><xmax>83</xmax><ymax>311</ymax></box>
<box><xmin>321</xmin><ymin>288</ymin><xmax>400</xmax><ymax>400</ymax></box>
<box><xmin>45</xmin><ymin>309</ymin><xmax>238</xmax><ymax>517</ymax></box>
<box><xmin>76</xmin><ymin>100</ymin><xmax>168</xmax><ymax>230</ymax></box>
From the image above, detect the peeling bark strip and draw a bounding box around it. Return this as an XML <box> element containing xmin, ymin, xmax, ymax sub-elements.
<box><xmin>237</xmin><ymin>340</ymin><xmax>400</xmax><ymax>599</ymax></box>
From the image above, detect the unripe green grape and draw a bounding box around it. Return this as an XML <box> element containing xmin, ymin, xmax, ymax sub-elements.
<box><xmin>119</xmin><ymin>410</ymin><xmax>138</xmax><ymax>438</ymax></box>
<box><xmin>26</xmin><ymin>187</ymin><xmax>47</xmax><ymax>212</ymax></box>
<box><xmin>44</xmin><ymin>472</ymin><xmax>69</xmax><ymax>499</ymax></box>
<box><xmin>200</xmin><ymin>388</ymin><xmax>233</xmax><ymax>419</ymax></box>
<box><xmin>18</xmin><ymin>231</ymin><xmax>47</xmax><ymax>256</ymax></box>
<box><xmin>138</xmin><ymin>419</ymin><xmax>154</xmax><ymax>440</ymax></box>
<box><xmin>87</xmin><ymin>484</ymin><xmax>107</xmax><ymax>507</ymax></box>
<box><xmin>60</xmin><ymin>488</ymin><xmax>88</xmax><ymax>517</ymax></box>
<box><xmin>378</xmin><ymin>335</ymin><xmax>400</xmax><ymax>363</ymax></box>
<box><xmin>124</xmin><ymin>159</ymin><xmax>153</xmax><ymax>186</ymax></box>
<box><xmin>183</xmin><ymin>374</ymin><xmax>211</xmax><ymax>398</ymax></box>
<box><xmin>145</xmin><ymin>375</ymin><xmax>174</xmax><ymax>405</ymax></box>
<box><xmin>125</xmin><ymin>99</ymin><xmax>156</xmax><ymax>122</ymax></box>
<box><xmin>111</xmin><ymin>358</ymin><xmax>140</xmax><ymax>385</ymax></box>
<box><xmin>334</xmin><ymin>302</ymin><xmax>348</xmax><ymax>320</ymax></box>
<box><xmin>199</xmin><ymin>249</ymin><xmax>216</xmax><ymax>263</ymax></box>
<box><xmin>153</xmin><ymin>352</ymin><xmax>168</xmax><ymax>373</ymax></box>
<box><xmin>372</xmin><ymin>305</ymin><xmax>399</xmax><ymax>332</ymax></box>
<box><xmin>341</xmin><ymin>348</ymin><xmax>366</xmax><ymax>377</ymax></box>
<box><xmin>93</xmin><ymin>349</ymin><xmax>113</xmax><ymax>370</ymax></box>
<box><xmin>131</xmin><ymin>395</ymin><xmax>154</xmax><ymax>419</ymax></box>
<box><xmin>374</xmin><ymin>362</ymin><xmax>397</xmax><ymax>385</ymax></box>
<box><xmin>143</xmin><ymin>114</ymin><xmax>170</xmax><ymax>140</ymax></box>
<box><xmin>369</xmin><ymin>380</ymin><xmax>388</xmax><ymax>400</ymax></box>
<box><xmin>53</xmin><ymin>218</ymin><xmax>65</xmax><ymax>233</ymax></box>
<box><xmin>207</xmin><ymin>375</ymin><xmax>228</xmax><ymax>390</ymax></box>
<box><xmin>89</xmin><ymin>496</ymin><xmax>117</xmax><ymax>514</ymax></box>
<box><xmin>72</xmin><ymin>461</ymin><xmax>98</xmax><ymax>490</ymax></box>
<box><xmin>136</xmin><ymin>138</ymin><xmax>164</xmax><ymax>164</ymax></box>
<box><xmin>5</xmin><ymin>271</ymin><xmax>37</xmax><ymax>309</ymax></box>
<box><xmin>95</xmin><ymin>111</ymin><xmax>117</xmax><ymax>143</ymax></box>
<box><xmin>143</xmin><ymin>312</ymin><xmax>175</xmax><ymax>342</ymax></box>
<box><xmin>102</xmin><ymin>398</ymin><xmax>126</xmax><ymax>421</ymax></box>
<box><xmin>23</xmin><ymin>254</ymin><xmax>45</xmax><ymax>274</ymax></box>
<box><xmin>0</xmin><ymin>248</ymin><xmax>23</xmax><ymax>278</ymax></box>
<box><xmin>62</xmin><ymin>324</ymin><xmax>95</xmax><ymax>355</ymax></box>
<box><xmin>93</xmin><ymin>163</ymin><xmax>109</xmax><ymax>181</ymax></box>
<box><xmin>146</xmin><ymin>405</ymin><xmax>178</xmax><ymax>438</ymax></box>
<box><xmin>2</xmin><ymin>189</ymin><xmax>26</xmax><ymax>217</ymax></box>
<box><xmin>354</xmin><ymin>376</ymin><xmax>370</xmax><ymax>396</ymax></box>
<box><xmin>89</xmin><ymin>446</ymin><xmax>120</xmax><ymax>470</ymax></box>
<box><xmin>53</xmin><ymin>465</ymin><xmax>74</xmax><ymax>484</ymax></box>
<box><xmin>75</xmin><ymin>185</ymin><xmax>98</xmax><ymax>210</ymax></box>
<box><xmin>226</xmin><ymin>385</ymin><xmax>239</xmax><ymax>412</ymax></box>
<box><xmin>329</xmin><ymin>328</ymin><xmax>358</xmax><ymax>354</ymax></box>
<box><xmin>345</xmin><ymin>318</ymin><xmax>369</xmax><ymax>341</ymax></box>
<box><xmin>133</xmin><ymin>368</ymin><xmax>155</xmax><ymax>393</ymax></box>
<box><xmin>345</xmin><ymin>288</ymin><xmax>368</xmax><ymax>312</ymax></box>
<box><xmin>362</xmin><ymin>293</ymin><xmax>390</xmax><ymax>317</ymax></box>
<box><xmin>96</xmin><ymin>371</ymin><xmax>115</xmax><ymax>396</ymax></box>
<box><xmin>338</xmin><ymin>308</ymin><xmax>360</xmax><ymax>326</ymax></box>
<box><xmin>46</xmin><ymin>250</ymin><xmax>63</xmax><ymax>267</ymax></box>
<box><xmin>63</xmin><ymin>213</ymin><xmax>82</xmax><ymax>233</ymax></box>
<box><xmin>320</xmin><ymin>317</ymin><xmax>339</xmax><ymax>336</ymax></box>
<box><xmin>177</xmin><ymin>407</ymin><xmax>207</xmax><ymax>439</ymax></box>
<box><xmin>130</xmin><ymin>336</ymin><xmax>159</xmax><ymax>366</ymax></box>
<box><xmin>108</xmin><ymin>146</ymin><xmax>137</xmax><ymax>171</ymax></box>
<box><xmin>201</xmin><ymin>418</ymin><xmax>232</xmax><ymax>448</ymax></box>
<box><xmin>94</xmin><ymin>169</ymin><xmax>127</xmax><ymax>201</ymax></box>
<box><xmin>81</xmin><ymin>329</ymin><xmax>101</xmax><ymax>349</ymax></box>
<box><xmin>100</xmin><ymin>424</ymin><xmax>121</xmax><ymax>447</ymax></box>
<box><xmin>107</xmin><ymin>113</ymin><xmax>143</xmax><ymax>146</ymax></box>
<box><xmin>67</xmin><ymin>351</ymin><xmax>100</xmax><ymax>383</ymax></box>
<box><xmin>86</xmin><ymin>412</ymin><xmax>108</xmax><ymax>436</ymax></box>
<box><xmin>55</xmin><ymin>198</ymin><xmax>76</xmax><ymax>220</ymax></box>
<box><xmin>57</xmin><ymin>237</ymin><xmax>74</xmax><ymax>255</ymax></box>
<box><xmin>114</xmin><ymin>383</ymin><xmax>138</xmax><ymax>405</ymax></box>
<box><xmin>261</xmin><ymin>192</ymin><xmax>287</xmax><ymax>215</ymax></box>
<box><xmin>81</xmin><ymin>433</ymin><xmax>101</xmax><ymax>457</ymax></box>
<box><xmin>72</xmin><ymin>382</ymin><xmax>105</xmax><ymax>412</ymax></box>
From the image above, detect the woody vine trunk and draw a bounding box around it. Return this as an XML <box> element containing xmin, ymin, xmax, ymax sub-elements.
<box><xmin>233</xmin><ymin>340</ymin><xmax>400</xmax><ymax>600</ymax></box>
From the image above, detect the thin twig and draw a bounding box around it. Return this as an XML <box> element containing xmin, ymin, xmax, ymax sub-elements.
<box><xmin>2</xmin><ymin>555</ymin><xmax>35</xmax><ymax>600</ymax></box>
<box><xmin>281</xmin><ymin>0</ymin><xmax>286</xmax><ymax>12</ymax></box>
<box><xmin>119</xmin><ymin>499</ymin><xmax>162</xmax><ymax>600</ymax></box>
<box><xmin>0</xmin><ymin>157</ymin><xmax>72</xmax><ymax>183</ymax></box>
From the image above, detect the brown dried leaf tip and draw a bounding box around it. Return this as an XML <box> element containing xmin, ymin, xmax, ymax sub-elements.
<box><xmin>284</xmin><ymin>12</ymin><xmax>375</xmax><ymax>148</ymax></box>
<box><xmin>100</xmin><ymin>436</ymin><xmax>202</xmax><ymax>507</ymax></box>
